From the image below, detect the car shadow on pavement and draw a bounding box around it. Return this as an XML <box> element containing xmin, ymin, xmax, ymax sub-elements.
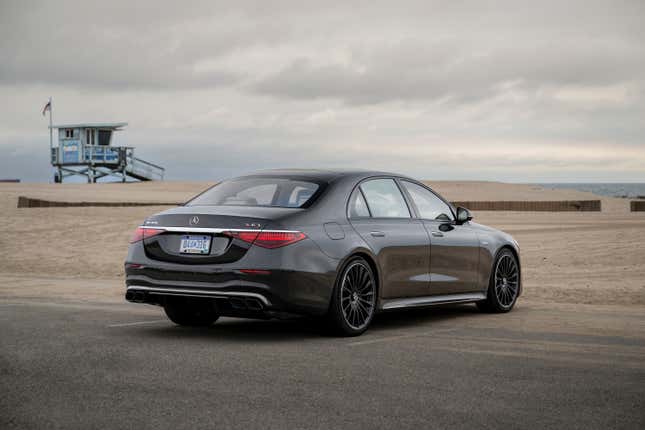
<box><xmin>139</xmin><ymin>304</ymin><xmax>482</xmax><ymax>343</ymax></box>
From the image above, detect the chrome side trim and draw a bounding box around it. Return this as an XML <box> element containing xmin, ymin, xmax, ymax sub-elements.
<box><xmin>380</xmin><ymin>292</ymin><xmax>486</xmax><ymax>310</ymax></box>
<box><xmin>139</xmin><ymin>226</ymin><xmax>300</xmax><ymax>234</ymax></box>
<box><xmin>126</xmin><ymin>285</ymin><xmax>271</xmax><ymax>306</ymax></box>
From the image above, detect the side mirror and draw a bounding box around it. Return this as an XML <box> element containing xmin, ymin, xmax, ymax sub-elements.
<box><xmin>456</xmin><ymin>206</ymin><xmax>473</xmax><ymax>224</ymax></box>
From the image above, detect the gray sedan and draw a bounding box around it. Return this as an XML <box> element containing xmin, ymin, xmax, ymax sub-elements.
<box><xmin>125</xmin><ymin>169</ymin><xmax>521</xmax><ymax>336</ymax></box>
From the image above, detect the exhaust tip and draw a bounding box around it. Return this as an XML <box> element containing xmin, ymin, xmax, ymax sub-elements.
<box><xmin>126</xmin><ymin>290</ymin><xmax>147</xmax><ymax>303</ymax></box>
<box><xmin>229</xmin><ymin>298</ymin><xmax>247</xmax><ymax>310</ymax></box>
<box><xmin>245</xmin><ymin>298</ymin><xmax>263</xmax><ymax>311</ymax></box>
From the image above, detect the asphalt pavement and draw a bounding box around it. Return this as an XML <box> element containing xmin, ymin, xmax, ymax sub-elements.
<box><xmin>1</xmin><ymin>296</ymin><xmax>644</xmax><ymax>429</ymax></box>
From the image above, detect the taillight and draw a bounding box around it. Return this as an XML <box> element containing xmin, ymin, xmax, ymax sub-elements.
<box><xmin>224</xmin><ymin>230</ymin><xmax>306</xmax><ymax>249</ymax></box>
<box><xmin>253</xmin><ymin>231</ymin><xmax>306</xmax><ymax>248</ymax></box>
<box><xmin>130</xmin><ymin>227</ymin><xmax>164</xmax><ymax>243</ymax></box>
<box><xmin>224</xmin><ymin>231</ymin><xmax>260</xmax><ymax>244</ymax></box>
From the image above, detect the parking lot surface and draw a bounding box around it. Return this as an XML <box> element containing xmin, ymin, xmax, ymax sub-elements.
<box><xmin>1</xmin><ymin>294</ymin><xmax>644</xmax><ymax>429</ymax></box>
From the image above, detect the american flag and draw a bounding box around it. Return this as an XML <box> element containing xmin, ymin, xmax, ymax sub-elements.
<box><xmin>42</xmin><ymin>99</ymin><xmax>51</xmax><ymax>116</ymax></box>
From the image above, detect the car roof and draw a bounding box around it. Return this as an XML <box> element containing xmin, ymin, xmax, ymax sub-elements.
<box><xmin>241</xmin><ymin>168</ymin><xmax>415</xmax><ymax>183</ymax></box>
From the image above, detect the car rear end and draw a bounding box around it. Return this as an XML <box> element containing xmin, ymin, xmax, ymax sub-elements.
<box><xmin>124</xmin><ymin>176</ymin><xmax>338</xmax><ymax>319</ymax></box>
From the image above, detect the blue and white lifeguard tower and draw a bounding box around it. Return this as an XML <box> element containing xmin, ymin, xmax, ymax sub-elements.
<box><xmin>49</xmin><ymin>122</ymin><xmax>165</xmax><ymax>183</ymax></box>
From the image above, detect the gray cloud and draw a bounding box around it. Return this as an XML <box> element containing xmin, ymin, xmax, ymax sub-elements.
<box><xmin>254</xmin><ymin>21</ymin><xmax>645</xmax><ymax>105</ymax></box>
<box><xmin>0</xmin><ymin>0</ymin><xmax>644</xmax><ymax>182</ymax></box>
<box><xmin>0</xmin><ymin>1</ymin><xmax>280</xmax><ymax>89</ymax></box>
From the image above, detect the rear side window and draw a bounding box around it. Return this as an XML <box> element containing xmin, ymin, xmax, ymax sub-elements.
<box><xmin>187</xmin><ymin>177</ymin><xmax>322</xmax><ymax>208</ymax></box>
<box><xmin>401</xmin><ymin>180</ymin><xmax>453</xmax><ymax>221</ymax></box>
<box><xmin>348</xmin><ymin>189</ymin><xmax>370</xmax><ymax>218</ymax></box>
<box><xmin>359</xmin><ymin>179</ymin><xmax>411</xmax><ymax>218</ymax></box>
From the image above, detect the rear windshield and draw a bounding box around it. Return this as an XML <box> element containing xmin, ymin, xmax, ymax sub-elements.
<box><xmin>187</xmin><ymin>177</ymin><xmax>324</xmax><ymax>208</ymax></box>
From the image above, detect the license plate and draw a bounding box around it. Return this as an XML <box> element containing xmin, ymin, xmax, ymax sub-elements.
<box><xmin>179</xmin><ymin>235</ymin><xmax>211</xmax><ymax>254</ymax></box>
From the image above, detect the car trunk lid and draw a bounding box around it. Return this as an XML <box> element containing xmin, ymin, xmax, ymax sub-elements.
<box><xmin>139</xmin><ymin>205</ymin><xmax>302</xmax><ymax>264</ymax></box>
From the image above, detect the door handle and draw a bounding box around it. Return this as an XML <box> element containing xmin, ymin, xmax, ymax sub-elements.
<box><xmin>370</xmin><ymin>231</ymin><xmax>386</xmax><ymax>237</ymax></box>
<box><xmin>432</xmin><ymin>231</ymin><xmax>444</xmax><ymax>237</ymax></box>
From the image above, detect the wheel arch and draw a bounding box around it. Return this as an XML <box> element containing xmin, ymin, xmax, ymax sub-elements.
<box><xmin>335</xmin><ymin>249</ymin><xmax>381</xmax><ymax>301</ymax></box>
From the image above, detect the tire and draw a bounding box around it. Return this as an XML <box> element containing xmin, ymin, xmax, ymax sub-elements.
<box><xmin>164</xmin><ymin>298</ymin><xmax>219</xmax><ymax>326</ymax></box>
<box><xmin>327</xmin><ymin>257</ymin><xmax>377</xmax><ymax>336</ymax></box>
<box><xmin>477</xmin><ymin>248</ymin><xmax>520</xmax><ymax>313</ymax></box>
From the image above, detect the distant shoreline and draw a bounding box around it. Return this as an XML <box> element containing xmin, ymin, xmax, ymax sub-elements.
<box><xmin>537</xmin><ymin>183</ymin><xmax>645</xmax><ymax>199</ymax></box>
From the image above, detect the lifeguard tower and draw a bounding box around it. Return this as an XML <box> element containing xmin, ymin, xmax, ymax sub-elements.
<box><xmin>49</xmin><ymin>122</ymin><xmax>165</xmax><ymax>183</ymax></box>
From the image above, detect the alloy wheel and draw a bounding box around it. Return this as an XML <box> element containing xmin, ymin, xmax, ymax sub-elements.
<box><xmin>494</xmin><ymin>254</ymin><xmax>519</xmax><ymax>308</ymax></box>
<box><xmin>340</xmin><ymin>261</ymin><xmax>376</xmax><ymax>330</ymax></box>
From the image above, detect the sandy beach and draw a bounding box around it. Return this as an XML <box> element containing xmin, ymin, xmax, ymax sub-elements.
<box><xmin>1</xmin><ymin>180</ymin><xmax>643</xmax><ymax>307</ymax></box>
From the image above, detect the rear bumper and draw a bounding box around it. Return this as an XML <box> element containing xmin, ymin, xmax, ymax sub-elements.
<box><xmin>125</xmin><ymin>231</ymin><xmax>340</xmax><ymax>317</ymax></box>
<box><xmin>125</xmin><ymin>284</ymin><xmax>274</xmax><ymax>319</ymax></box>
<box><xmin>124</xmin><ymin>265</ymin><xmax>336</xmax><ymax>317</ymax></box>
<box><xmin>126</xmin><ymin>285</ymin><xmax>270</xmax><ymax>306</ymax></box>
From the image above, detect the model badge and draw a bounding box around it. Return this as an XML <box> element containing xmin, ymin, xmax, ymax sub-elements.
<box><xmin>189</xmin><ymin>216</ymin><xmax>200</xmax><ymax>225</ymax></box>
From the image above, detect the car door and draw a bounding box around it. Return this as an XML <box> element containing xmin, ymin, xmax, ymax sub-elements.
<box><xmin>348</xmin><ymin>178</ymin><xmax>431</xmax><ymax>299</ymax></box>
<box><xmin>399</xmin><ymin>180</ymin><xmax>480</xmax><ymax>295</ymax></box>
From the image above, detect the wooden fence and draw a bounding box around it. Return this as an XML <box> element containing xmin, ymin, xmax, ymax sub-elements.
<box><xmin>18</xmin><ymin>195</ymin><xmax>602</xmax><ymax>212</ymax></box>
<box><xmin>17</xmin><ymin>196</ymin><xmax>179</xmax><ymax>208</ymax></box>
<box><xmin>450</xmin><ymin>200</ymin><xmax>601</xmax><ymax>212</ymax></box>
<box><xmin>631</xmin><ymin>201</ymin><xmax>645</xmax><ymax>212</ymax></box>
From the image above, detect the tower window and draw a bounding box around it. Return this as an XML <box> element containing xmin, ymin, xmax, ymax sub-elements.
<box><xmin>86</xmin><ymin>129</ymin><xmax>94</xmax><ymax>145</ymax></box>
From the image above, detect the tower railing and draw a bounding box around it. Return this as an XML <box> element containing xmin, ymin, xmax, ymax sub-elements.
<box><xmin>126</xmin><ymin>154</ymin><xmax>165</xmax><ymax>181</ymax></box>
<box><xmin>50</xmin><ymin>144</ymin><xmax>164</xmax><ymax>181</ymax></box>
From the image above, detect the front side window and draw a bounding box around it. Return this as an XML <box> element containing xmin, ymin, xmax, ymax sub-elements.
<box><xmin>359</xmin><ymin>179</ymin><xmax>411</xmax><ymax>218</ymax></box>
<box><xmin>401</xmin><ymin>180</ymin><xmax>453</xmax><ymax>221</ymax></box>
<box><xmin>187</xmin><ymin>177</ymin><xmax>322</xmax><ymax>208</ymax></box>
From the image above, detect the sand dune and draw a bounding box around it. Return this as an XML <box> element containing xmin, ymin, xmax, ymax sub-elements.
<box><xmin>1</xmin><ymin>181</ymin><xmax>643</xmax><ymax>306</ymax></box>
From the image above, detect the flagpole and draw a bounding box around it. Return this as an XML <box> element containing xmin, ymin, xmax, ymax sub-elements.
<box><xmin>48</xmin><ymin>96</ymin><xmax>53</xmax><ymax>151</ymax></box>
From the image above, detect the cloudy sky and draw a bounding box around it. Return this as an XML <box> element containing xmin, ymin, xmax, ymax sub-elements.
<box><xmin>1</xmin><ymin>0</ymin><xmax>644</xmax><ymax>182</ymax></box>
